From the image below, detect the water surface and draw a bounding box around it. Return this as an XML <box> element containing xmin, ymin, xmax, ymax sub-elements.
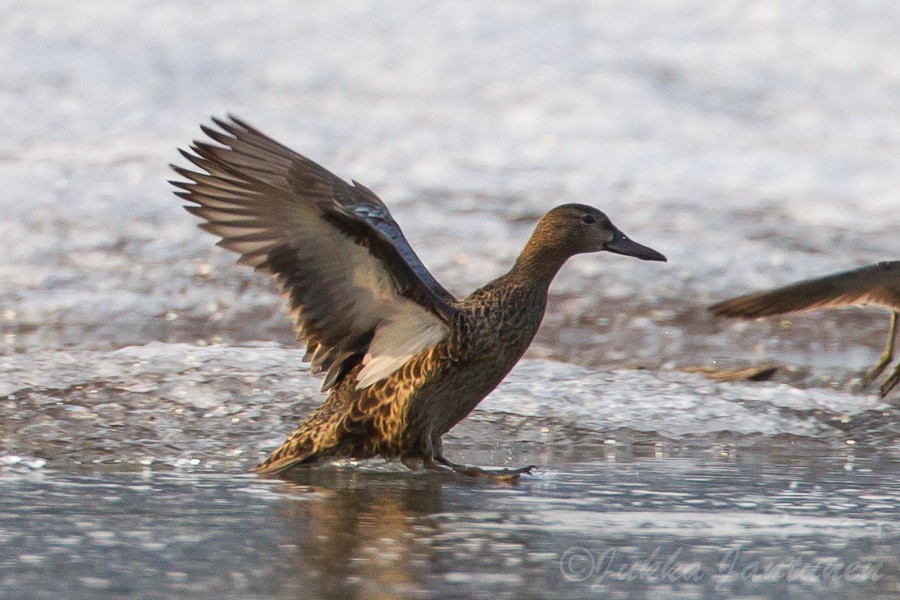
<box><xmin>2</xmin><ymin>455</ymin><xmax>896</xmax><ymax>599</ymax></box>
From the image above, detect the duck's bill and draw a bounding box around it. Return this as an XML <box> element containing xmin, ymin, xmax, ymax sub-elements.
<box><xmin>605</xmin><ymin>229</ymin><xmax>667</xmax><ymax>262</ymax></box>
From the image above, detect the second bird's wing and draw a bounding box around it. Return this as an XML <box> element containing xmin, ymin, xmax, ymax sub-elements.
<box><xmin>709</xmin><ymin>261</ymin><xmax>900</xmax><ymax>318</ymax></box>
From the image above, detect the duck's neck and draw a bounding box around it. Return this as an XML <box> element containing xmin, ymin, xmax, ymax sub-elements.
<box><xmin>505</xmin><ymin>235</ymin><xmax>572</xmax><ymax>289</ymax></box>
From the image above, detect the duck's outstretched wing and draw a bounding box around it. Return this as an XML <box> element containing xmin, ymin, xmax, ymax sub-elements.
<box><xmin>171</xmin><ymin>115</ymin><xmax>457</xmax><ymax>391</ymax></box>
<box><xmin>709</xmin><ymin>261</ymin><xmax>900</xmax><ymax>318</ymax></box>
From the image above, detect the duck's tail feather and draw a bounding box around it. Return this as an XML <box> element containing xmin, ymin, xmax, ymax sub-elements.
<box><xmin>252</xmin><ymin>434</ymin><xmax>323</xmax><ymax>475</ymax></box>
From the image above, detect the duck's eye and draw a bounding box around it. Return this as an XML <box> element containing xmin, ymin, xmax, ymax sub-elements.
<box><xmin>580</xmin><ymin>214</ymin><xmax>595</xmax><ymax>224</ymax></box>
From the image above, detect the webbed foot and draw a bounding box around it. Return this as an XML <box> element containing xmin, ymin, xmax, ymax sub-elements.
<box><xmin>861</xmin><ymin>355</ymin><xmax>892</xmax><ymax>387</ymax></box>
<box><xmin>864</xmin><ymin>311</ymin><xmax>898</xmax><ymax>391</ymax></box>
<box><xmin>879</xmin><ymin>363</ymin><xmax>900</xmax><ymax>398</ymax></box>
<box><xmin>434</xmin><ymin>455</ymin><xmax>537</xmax><ymax>481</ymax></box>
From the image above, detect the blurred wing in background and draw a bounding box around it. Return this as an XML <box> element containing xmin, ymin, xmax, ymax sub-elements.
<box><xmin>709</xmin><ymin>261</ymin><xmax>900</xmax><ymax>318</ymax></box>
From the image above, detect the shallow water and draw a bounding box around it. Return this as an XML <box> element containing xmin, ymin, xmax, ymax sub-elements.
<box><xmin>1</xmin><ymin>345</ymin><xmax>898</xmax><ymax>598</ymax></box>
<box><xmin>2</xmin><ymin>0</ymin><xmax>899</xmax><ymax>598</ymax></box>
<box><xmin>2</xmin><ymin>457</ymin><xmax>897</xmax><ymax>599</ymax></box>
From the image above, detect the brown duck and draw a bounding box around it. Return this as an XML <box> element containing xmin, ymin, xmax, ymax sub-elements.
<box><xmin>172</xmin><ymin>116</ymin><xmax>667</xmax><ymax>476</ymax></box>
<box><xmin>710</xmin><ymin>261</ymin><xmax>900</xmax><ymax>397</ymax></box>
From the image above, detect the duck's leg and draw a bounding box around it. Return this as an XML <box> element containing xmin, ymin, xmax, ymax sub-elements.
<box><xmin>401</xmin><ymin>456</ymin><xmax>423</xmax><ymax>470</ymax></box>
<box><xmin>862</xmin><ymin>311</ymin><xmax>898</xmax><ymax>386</ymax></box>
<box><xmin>421</xmin><ymin>456</ymin><xmax>454</xmax><ymax>472</ymax></box>
<box><xmin>402</xmin><ymin>455</ymin><xmax>458</xmax><ymax>473</ymax></box>
<box><xmin>434</xmin><ymin>454</ymin><xmax>537</xmax><ymax>478</ymax></box>
<box><xmin>879</xmin><ymin>362</ymin><xmax>900</xmax><ymax>397</ymax></box>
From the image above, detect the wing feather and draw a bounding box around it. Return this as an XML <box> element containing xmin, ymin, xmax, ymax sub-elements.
<box><xmin>172</xmin><ymin>115</ymin><xmax>457</xmax><ymax>390</ymax></box>
<box><xmin>710</xmin><ymin>261</ymin><xmax>900</xmax><ymax>318</ymax></box>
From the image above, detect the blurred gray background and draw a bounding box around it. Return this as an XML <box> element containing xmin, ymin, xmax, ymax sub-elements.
<box><xmin>2</xmin><ymin>0</ymin><xmax>897</xmax><ymax>382</ymax></box>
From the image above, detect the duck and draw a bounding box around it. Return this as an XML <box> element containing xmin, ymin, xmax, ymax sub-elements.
<box><xmin>709</xmin><ymin>261</ymin><xmax>900</xmax><ymax>397</ymax></box>
<box><xmin>171</xmin><ymin>115</ymin><xmax>667</xmax><ymax>477</ymax></box>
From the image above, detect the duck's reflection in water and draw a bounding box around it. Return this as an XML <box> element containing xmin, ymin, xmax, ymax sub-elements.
<box><xmin>271</xmin><ymin>468</ymin><xmax>448</xmax><ymax>598</ymax></box>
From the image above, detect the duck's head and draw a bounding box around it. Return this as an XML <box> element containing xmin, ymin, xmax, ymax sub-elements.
<box><xmin>534</xmin><ymin>204</ymin><xmax>667</xmax><ymax>261</ymax></box>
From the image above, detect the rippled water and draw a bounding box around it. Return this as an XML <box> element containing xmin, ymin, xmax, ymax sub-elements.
<box><xmin>2</xmin><ymin>458</ymin><xmax>897</xmax><ymax>599</ymax></box>
<box><xmin>1</xmin><ymin>345</ymin><xmax>897</xmax><ymax>598</ymax></box>
<box><xmin>2</xmin><ymin>0</ymin><xmax>899</xmax><ymax>598</ymax></box>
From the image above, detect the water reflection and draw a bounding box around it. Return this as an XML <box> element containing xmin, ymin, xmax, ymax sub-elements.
<box><xmin>246</xmin><ymin>458</ymin><xmax>900</xmax><ymax>599</ymax></box>
<box><xmin>274</xmin><ymin>469</ymin><xmax>447</xmax><ymax>599</ymax></box>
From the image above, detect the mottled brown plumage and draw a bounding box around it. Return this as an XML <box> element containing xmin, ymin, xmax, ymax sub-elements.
<box><xmin>172</xmin><ymin>115</ymin><xmax>666</xmax><ymax>476</ymax></box>
<box><xmin>709</xmin><ymin>261</ymin><xmax>900</xmax><ymax>397</ymax></box>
